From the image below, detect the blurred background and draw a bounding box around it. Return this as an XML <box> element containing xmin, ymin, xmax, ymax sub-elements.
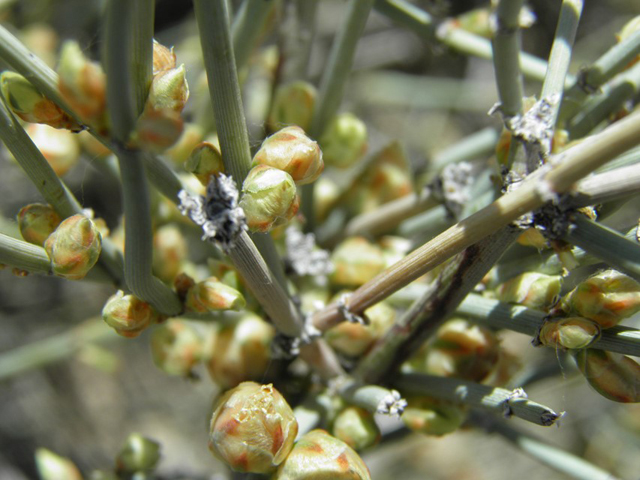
<box><xmin>1</xmin><ymin>0</ymin><xmax>639</xmax><ymax>478</ymax></box>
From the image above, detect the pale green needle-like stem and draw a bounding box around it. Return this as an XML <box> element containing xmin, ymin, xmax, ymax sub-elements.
<box><xmin>232</xmin><ymin>0</ymin><xmax>276</xmax><ymax>72</ymax></box>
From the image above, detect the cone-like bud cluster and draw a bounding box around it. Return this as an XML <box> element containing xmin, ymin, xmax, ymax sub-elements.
<box><xmin>574</xmin><ymin>349</ymin><xmax>640</xmax><ymax>403</ymax></box>
<box><xmin>209</xmin><ymin>382</ymin><xmax>298</xmax><ymax>473</ymax></box>
<box><xmin>206</xmin><ymin>312</ymin><xmax>275</xmax><ymax>388</ymax></box>
<box><xmin>17</xmin><ymin>203</ymin><xmax>61</xmax><ymax>246</ymax></box>
<box><xmin>185</xmin><ymin>277</ymin><xmax>246</xmax><ymax>313</ymax></box>
<box><xmin>0</xmin><ymin>71</ymin><xmax>80</xmax><ymax>130</ymax></box>
<box><xmin>151</xmin><ymin>319</ymin><xmax>204</xmax><ymax>376</ymax></box>
<box><xmin>561</xmin><ymin>270</ymin><xmax>640</xmax><ymax>328</ymax></box>
<box><xmin>498</xmin><ymin>272</ymin><xmax>562</xmax><ymax>310</ymax></box>
<box><xmin>44</xmin><ymin>214</ymin><xmax>102</xmax><ymax>280</ymax></box>
<box><xmin>330</xmin><ymin>237</ymin><xmax>386</xmax><ymax>287</ymax></box>
<box><xmin>102</xmin><ymin>291</ymin><xmax>160</xmax><ymax>338</ymax></box>
<box><xmin>57</xmin><ymin>40</ymin><xmax>107</xmax><ymax>131</ymax></box>
<box><xmin>239</xmin><ymin>165</ymin><xmax>299</xmax><ymax>233</ymax></box>
<box><xmin>152</xmin><ymin>224</ymin><xmax>187</xmax><ymax>283</ymax></box>
<box><xmin>252</xmin><ymin>126</ymin><xmax>323</xmax><ymax>185</ymax></box>
<box><xmin>35</xmin><ymin>448</ymin><xmax>83</xmax><ymax>480</ymax></box>
<box><xmin>539</xmin><ymin>317</ymin><xmax>600</xmax><ymax>350</ymax></box>
<box><xmin>115</xmin><ymin>433</ymin><xmax>161</xmax><ymax>474</ymax></box>
<box><xmin>402</xmin><ymin>397</ymin><xmax>467</xmax><ymax>436</ymax></box>
<box><xmin>275</xmin><ymin>429</ymin><xmax>371</xmax><ymax>480</ymax></box>
<box><xmin>268</xmin><ymin>81</ymin><xmax>316</xmax><ymax>131</ymax></box>
<box><xmin>26</xmin><ymin>123</ymin><xmax>81</xmax><ymax>176</ymax></box>
<box><xmin>331</xmin><ymin>406</ymin><xmax>380</xmax><ymax>451</ymax></box>
<box><xmin>184</xmin><ymin>141</ymin><xmax>224</xmax><ymax>186</ymax></box>
<box><xmin>320</xmin><ymin>113</ymin><xmax>368</xmax><ymax>169</ymax></box>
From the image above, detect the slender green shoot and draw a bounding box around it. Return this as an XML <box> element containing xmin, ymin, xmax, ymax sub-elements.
<box><xmin>232</xmin><ymin>0</ymin><xmax>276</xmax><ymax>72</ymax></box>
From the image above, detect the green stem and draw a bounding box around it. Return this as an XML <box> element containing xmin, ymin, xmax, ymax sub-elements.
<box><xmin>335</xmin><ymin>378</ymin><xmax>407</xmax><ymax>416</ymax></box>
<box><xmin>565</xmin><ymin>214</ymin><xmax>640</xmax><ymax>282</ymax></box>
<box><xmin>0</xmin><ymin>233</ymin><xmax>54</xmax><ymax>275</ymax></box>
<box><xmin>232</xmin><ymin>0</ymin><xmax>276</xmax><ymax>72</ymax></box>
<box><xmin>281</xmin><ymin>0</ymin><xmax>319</xmax><ymax>81</ymax></box>
<box><xmin>570</xmin><ymin>163</ymin><xmax>640</xmax><ymax>207</ymax></box>
<box><xmin>310</xmin><ymin>111</ymin><xmax>640</xmax><ymax>332</ymax></box>
<box><xmin>395</xmin><ymin>373</ymin><xmax>563</xmax><ymax>427</ymax></box>
<box><xmin>457</xmin><ymin>293</ymin><xmax>640</xmax><ymax>359</ymax></box>
<box><xmin>431</xmin><ymin>127</ymin><xmax>499</xmax><ymax>172</ymax></box>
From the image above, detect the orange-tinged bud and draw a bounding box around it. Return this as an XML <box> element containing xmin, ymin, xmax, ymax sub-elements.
<box><xmin>151</xmin><ymin>319</ymin><xmax>204</xmax><ymax>376</ymax></box>
<box><xmin>205</xmin><ymin>312</ymin><xmax>275</xmax><ymax>389</ymax></box>
<box><xmin>209</xmin><ymin>382</ymin><xmax>298</xmax><ymax>473</ymax></box>
<box><xmin>25</xmin><ymin>123</ymin><xmax>81</xmax><ymax>176</ymax></box>
<box><xmin>185</xmin><ymin>277</ymin><xmax>246</xmax><ymax>313</ymax></box>
<box><xmin>539</xmin><ymin>317</ymin><xmax>600</xmax><ymax>350</ymax></box>
<box><xmin>574</xmin><ymin>349</ymin><xmax>640</xmax><ymax>403</ymax></box>
<box><xmin>252</xmin><ymin>126</ymin><xmax>323</xmax><ymax>185</ymax></box>
<box><xmin>240</xmin><ymin>165</ymin><xmax>299</xmax><ymax>232</ymax></box>
<box><xmin>152</xmin><ymin>224</ymin><xmax>187</xmax><ymax>283</ymax></box>
<box><xmin>152</xmin><ymin>39</ymin><xmax>176</xmax><ymax>74</ymax></box>
<box><xmin>330</xmin><ymin>237</ymin><xmax>386</xmax><ymax>287</ymax></box>
<box><xmin>402</xmin><ymin>397</ymin><xmax>467</xmax><ymax>436</ymax></box>
<box><xmin>497</xmin><ymin>272</ymin><xmax>562</xmax><ymax>310</ymax></box>
<box><xmin>268</xmin><ymin>80</ymin><xmax>317</xmax><ymax>132</ymax></box>
<box><xmin>35</xmin><ymin>448</ymin><xmax>82</xmax><ymax>480</ymax></box>
<box><xmin>44</xmin><ymin>214</ymin><xmax>102</xmax><ymax>280</ymax></box>
<box><xmin>319</xmin><ymin>112</ymin><xmax>368</xmax><ymax>169</ymax></box>
<box><xmin>331</xmin><ymin>406</ymin><xmax>380</xmax><ymax>451</ymax></box>
<box><xmin>561</xmin><ymin>270</ymin><xmax>640</xmax><ymax>328</ymax></box>
<box><xmin>275</xmin><ymin>429</ymin><xmax>371</xmax><ymax>480</ymax></box>
<box><xmin>184</xmin><ymin>141</ymin><xmax>225</xmax><ymax>186</ymax></box>
<box><xmin>131</xmin><ymin>108</ymin><xmax>184</xmax><ymax>153</ymax></box>
<box><xmin>17</xmin><ymin>203</ymin><xmax>61</xmax><ymax>246</ymax></box>
<box><xmin>147</xmin><ymin>65</ymin><xmax>189</xmax><ymax>113</ymax></box>
<box><xmin>0</xmin><ymin>71</ymin><xmax>80</xmax><ymax>131</ymax></box>
<box><xmin>102</xmin><ymin>291</ymin><xmax>160</xmax><ymax>338</ymax></box>
<box><xmin>115</xmin><ymin>433</ymin><xmax>161</xmax><ymax>474</ymax></box>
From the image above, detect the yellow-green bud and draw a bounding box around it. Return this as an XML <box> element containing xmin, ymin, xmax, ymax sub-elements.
<box><xmin>497</xmin><ymin>272</ymin><xmax>562</xmax><ymax>310</ymax></box>
<box><xmin>331</xmin><ymin>406</ymin><xmax>380</xmax><ymax>451</ymax></box>
<box><xmin>320</xmin><ymin>112</ymin><xmax>368</xmax><ymax>169</ymax></box>
<box><xmin>102</xmin><ymin>291</ymin><xmax>160</xmax><ymax>338</ymax></box>
<box><xmin>115</xmin><ymin>433</ymin><xmax>161</xmax><ymax>474</ymax></box>
<box><xmin>26</xmin><ymin>123</ymin><xmax>81</xmax><ymax>176</ymax></box>
<box><xmin>44</xmin><ymin>214</ymin><xmax>102</xmax><ymax>280</ymax></box>
<box><xmin>402</xmin><ymin>397</ymin><xmax>467</xmax><ymax>436</ymax></box>
<box><xmin>209</xmin><ymin>382</ymin><xmax>298</xmax><ymax>473</ymax></box>
<box><xmin>561</xmin><ymin>270</ymin><xmax>640</xmax><ymax>329</ymax></box>
<box><xmin>313</xmin><ymin>176</ymin><xmax>340</xmax><ymax>222</ymax></box>
<box><xmin>152</xmin><ymin>224</ymin><xmax>187</xmax><ymax>283</ymax></box>
<box><xmin>0</xmin><ymin>71</ymin><xmax>80</xmax><ymax>131</ymax></box>
<box><xmin>58</xmin><ymin>41</ymin><xmax>107</xmax><ymax>130</ymax></box>
<box><xmin>165</xmin><ymin>122</ymin><xmax>204</xmax><ymax>166</ymax></box>
<box><xmin>252</xmin><ymin>126</ymin><xmax>324</xmax><ymax>185</ymax></box>
<box><xmin>516</xmin><ymin>228</ymin><xmax>548</xmax><ymax>249</ymax></box>
<box><xmin>275</xmin><ymin>429</ymin><xmax>371</xmax><ymax>480</ymax></box>
<box><xmin>539</xmin><ymin>317</ymin><xmax>600</xmax><ymax>350</ymax></box>
<box><xmin>239</xmin><ymin>165</ymin><xmax>299</xmax><ymax>233</ymax></box>
<box><xmin>152</xmin><ymin>39</ymin><xmax>176</xmax><ymax>74</ymax></box>
<box><xmin>35</xmin><ymin>448</ymin><xmax>83</xmax><ymax>480</ymax></box>
<box><xmin>330</xmin><ymin>237</ymin><xmax>386</xmax><ymax>287</ymax></box>
<box><xmin>184</xmin><ymin>141</ymin><xmax>225</xmax><ymax>186</ymax></box>
<box><xmin>147</xmin><ymin>65</ymin><xmax>189</xmax><ymax>113</ymax></box>
<box><xmin>185</xmin><ymin>277</ymin><xmax>246</xmax><ymax>313</ymax></box>
<box><xmin>151</xmin><ymin>319</ymin><xmax>204</xmax><ymax>376</ymax></box>
<box><xmin>574</xmin><ymin>349</ymin><xmax>640</xmax><ymax>403</ymax></box>
<box><xmin>268</xmin><ymin>81</ymin><xmax>317</xmax><ymax>131</ymax></box>
<box><xmin>17</xmin><ymin>203</ymin><xmax>61</xmax><ymax>246</ymax></box>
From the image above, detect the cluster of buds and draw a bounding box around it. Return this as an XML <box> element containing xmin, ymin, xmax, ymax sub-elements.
<box><xmin>102</xmin><ymin>291</ymin><xmax>161</xmax><ymax>338</ymax></box>
<box><xmin>401</xmin><ymin>396</ymin><xmax>467</xmax><ymax>436</ymax></box>
<box><xmin>497</xmin><ymin>272</ymin><xmax>562</xmax><ymax>310</ymax></box>
<box><xmin>17</xmin><ymin>203</ymin><xmax>61</xmax><ymax>246</ymax></box>
<box><xmin>150</xmin><ymin>319</ymin><xmax>204</xmax><ymax>376</ymax></box>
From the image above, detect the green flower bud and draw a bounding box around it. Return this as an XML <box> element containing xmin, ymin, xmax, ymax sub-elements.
<box><xmin>497</xmin><ymin>272</ymin><xmax>562</xmax><ymax>310</ymax></box>
<box><xmin>209</xmin><ymin>382</ymin><xmax>298</xmax><ymax>473</ymax></box>
<box><xmin>152</xmin><ymin>224</ymin><xmax>187</xmax><ymax>283</ymax></box>
<box><xmin>26</xmin><ymin>123</ymin><xmax>81</xmax><ymax>176</ymax></box>
<box><xmin>574</xmin><ymin>349</ymin><xmax>640</xmax><ymax>403</ymax></box>
<box><xmin>539</xmin><ymin>317</ymin><xmax>600</xmax><ymax>350</ymax></box>
<box><xmin>330</xmin><ymin>237</ymin><xmax>386</xmax><ymax>287</ymax></box>
<box><xmin>268</xmin><ymin>81</ymin><xmax>316</xmax><ymax>131</ymax></box>
<box><xmin>319</xmin><ymin>112</ymin><xmax>368</xmax><ymax>169</ymax></box>
<box><xmin>102</xmin><ymin>291</ymin><xmax>160</xmax><ymax>338</ymax></box>
<box><xmin>239</xmin><ymin>165</ymin><xmax>299</xmax><ymax>233</ymax></box>
<box><xmin>562</xmin><ymin>270</ymin><xmax>640</xmax><ymax>329</ymax></box>
<box><xmin>35</xmin><ymin>448</ymin><xmax>82</xmax><ymax>480</ymax></box>
<box><xmin>206</xmin><ymin>312</ymin><xmax>275</xmax><ymax>389</ymax></box>
<box><xmin>252</xmin><ymin>126</ymin><xmax>323</xmax><ymax>185</ymax></box>
<box><xmin>185</xmin><ymin>277</ymin><xmax>246</xmax><ymax>313</ymax></box>
<box><xmin>184</xmin><ymin>141</ymin><xmax>225</xmax><ymax>186</ymax></box>
<box><xmin>331</xmin><ymin>406</ymin><xmax>380</xmax><ymax>451</ymax></box>
<box><xmin>58</xmin><ymin>41</ymin><xmax>107</xmax><ymax>130</ymax></box>
<box><xmin>275</xmin><ymin>429</ymin><xmax>371</xmax><ymax>480</ymax></box>
<box><xmin>115</xmin><ymin>433</ymin><xmax>161</xmax><ymax>474</ymax></box>
<box><xmin>0</xmin><ymin>71</ymin><xmax>80</xmax><ymax>130</ymax></box>
<box><xmin>402</xmin><ymin>397</ymin><xmax>467</xmax><ymax>436</ymax></box>
<box><xmin>151</xmin><ymin>319</ymin><xmax>204</xmax><ymax>376</ymax></box>
<box><xmin>152</xmin><ymin>39</ymin><xmax>176</xmax><ymax>74</ymax></box>
<box><xmin>147</xmin><ymin>65</ymin><xmax>189</xmax><ymax>113</ymax></box>
<box><xmin>44</xmin><ymin>214</ymin><xmax>102</xmax><ymax>280</ymax></box>
<box><xmin>17</xmin><ymin>203</ymin><xmax>61</xmax><ymax>246</ymax></box>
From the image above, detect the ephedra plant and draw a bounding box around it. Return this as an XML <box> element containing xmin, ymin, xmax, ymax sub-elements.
<box><xmin>0</xmin><ymin>0</ymin><xmax>639</xmax><ymax>478</ymax></box>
